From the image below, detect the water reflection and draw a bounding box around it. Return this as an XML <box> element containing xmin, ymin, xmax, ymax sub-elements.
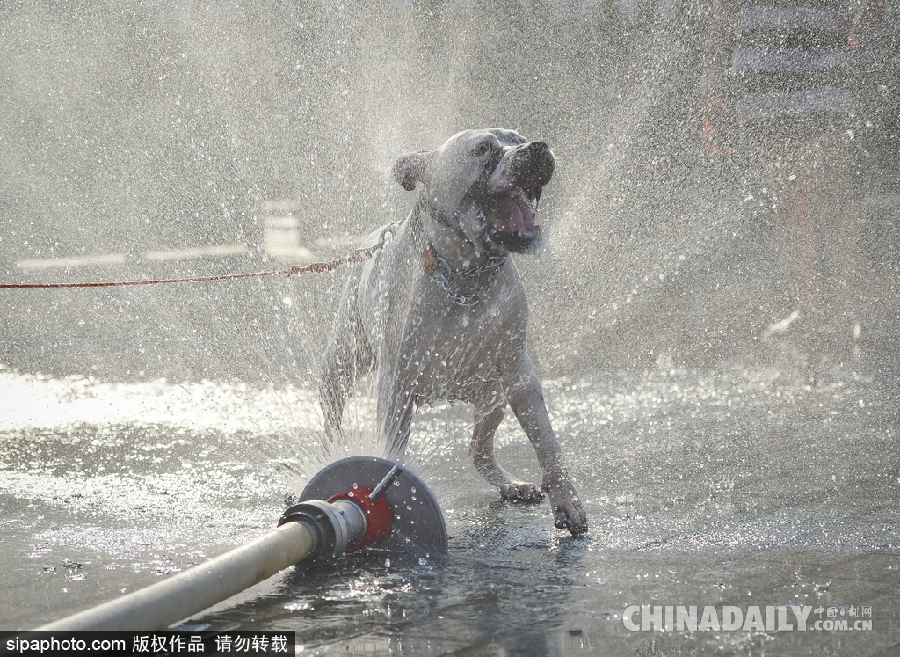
<box><xmin>1</xmin><ymin>367</ymin><xmax>896</xmax><ymax>654</ymax></box>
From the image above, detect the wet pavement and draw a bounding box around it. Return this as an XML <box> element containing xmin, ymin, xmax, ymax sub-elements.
<box><xmin>1</xmin><ymin>364</ymin><xmax>898</xmax><ymax>655</ymax></box>
<box><xmin>2</xmin><ymin>2</ymin><xmax>899</xmax><ymax>654</ymax></box>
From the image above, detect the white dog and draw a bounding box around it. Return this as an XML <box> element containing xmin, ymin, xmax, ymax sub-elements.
<box><xmin>320</xmin><ymin>128</ymin><xmax>587</xmax><ymax>534</ymax></box>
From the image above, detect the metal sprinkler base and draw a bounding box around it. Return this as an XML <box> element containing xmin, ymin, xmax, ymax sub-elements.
<box><xmin>297</xmin><ymin>456</ymin><xmax>448</xmax><ymax>557</ymax></box>
<box><xmin>37</xmin><ymin>456</ymin><xmax>447</xmax><ymax>631</ymax></box>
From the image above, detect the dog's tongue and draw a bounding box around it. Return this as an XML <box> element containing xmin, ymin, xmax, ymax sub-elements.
<box><xmin>484</xmin><ymin>195</ymin><xmax>541</xmax><ymax>239</ymax></box>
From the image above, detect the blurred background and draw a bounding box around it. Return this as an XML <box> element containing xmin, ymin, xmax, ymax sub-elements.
<box><xmin>1</xmin><ymin>0</ymin><xmax>898</xmax><ymax>382</ymax></box>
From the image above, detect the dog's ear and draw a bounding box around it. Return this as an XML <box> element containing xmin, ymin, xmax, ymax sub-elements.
<box><xmin>392</xmin><ymin>151</ymin><xmax>432</xmax><ymax>191</ymax></box>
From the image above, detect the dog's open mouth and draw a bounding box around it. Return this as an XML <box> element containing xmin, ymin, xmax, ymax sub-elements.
<box><xmin>483</xmin><ymin>190</ymin><xmax>542</xmax><ymax>253</ymax></box>
<box><xmin>481</xmin><ymin>142</ymin><xmax>553</xmax><ymax>254</ymax></box>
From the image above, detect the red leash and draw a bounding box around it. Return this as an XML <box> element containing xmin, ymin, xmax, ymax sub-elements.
<box><xmin>0</xmin><ymin>252</ymin><xmax>367</xmax><ymax>289</ymax></box>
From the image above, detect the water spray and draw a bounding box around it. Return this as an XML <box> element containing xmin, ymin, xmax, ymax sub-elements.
<box><xmin>36</xmin><ymin>456</ymin><xmax>447</xmax><ymax>632</ymax></box>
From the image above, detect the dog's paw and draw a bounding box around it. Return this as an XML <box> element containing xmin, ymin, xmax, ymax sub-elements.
<box><xmin>542</xmin><ymin>477</ymin><xmax>588</xmax><ymax>536</ymax></box>
<box><xmin>500</xmin><ymin>481</ymin><xmax>545</xmax><ymax>503</ymax></box>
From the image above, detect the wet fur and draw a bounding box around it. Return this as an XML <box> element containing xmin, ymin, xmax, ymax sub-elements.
<box><xmin>319</xmin><ymin>129</ymin><xmax>587</xmax><ymax>534</ymax></box>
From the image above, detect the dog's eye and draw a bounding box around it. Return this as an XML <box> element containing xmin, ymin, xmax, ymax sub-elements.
<box><xmin>470</xmin><ymin>142</ymin><xmax>492</xmax><ymax>157</ymax></box>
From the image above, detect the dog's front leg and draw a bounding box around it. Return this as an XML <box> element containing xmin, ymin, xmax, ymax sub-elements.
<box><xmin>320</xmin><ymin>270</ymin><xmax>373</xmax><ymax>453</ymax></box>
<box><xmin>470</xmin><ymin>401</ymin><xmax>544</xmax><ymax>502</ymax></box>
<box><xmin>504</xmin><ymin>364</ymin><xmax>588</xmax><ymax>535</ymax></box>
<box><xmin>376</xmin><ymin>370</ymin><xmax>416</xmax><ymax>460</ymax></box>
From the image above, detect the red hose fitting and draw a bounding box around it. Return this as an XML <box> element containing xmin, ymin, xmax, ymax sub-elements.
<box><xmin>328</xmin><ymin>487</ymin><xmax>392</xmax><ymax>553</ymax></box>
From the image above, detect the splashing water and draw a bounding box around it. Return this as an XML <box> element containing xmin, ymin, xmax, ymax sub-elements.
<box><xmin>1</xmin><ymin>1</ymin><xmax>898</xmax><ymax>652</ymax></box>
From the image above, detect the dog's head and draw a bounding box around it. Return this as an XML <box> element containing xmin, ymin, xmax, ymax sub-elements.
<box><xmin>392</xmin><ymin>128</ymin><xmax>554</xmax><ymax>254</ymax></box>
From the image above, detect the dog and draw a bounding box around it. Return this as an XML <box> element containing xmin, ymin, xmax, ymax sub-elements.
<box><xmin>319</xmin><ymin>128</ymin><xmax>587</xmax><ymax>535</ymax></box>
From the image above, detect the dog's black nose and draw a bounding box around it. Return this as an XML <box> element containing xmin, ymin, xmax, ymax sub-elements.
<box><xmin>512</xmin><ymin>141</ymin><xmax>551</xmax><ymax>159</ymax></box>
<box><xmin>522</xmin><ymin>141</ymin><xmax>554</xmax><ymax>168</ymax></box>
<box><xmin>508</xmin><ymin>141</ymin><xmax>554</xmax><ymax>189</ymax></box>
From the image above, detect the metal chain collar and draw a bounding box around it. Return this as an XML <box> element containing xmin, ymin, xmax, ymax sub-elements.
<box><xmin>423</xmin><ymin>244</ymin><xmax>506</xmax><ymax>308</ymax></box>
